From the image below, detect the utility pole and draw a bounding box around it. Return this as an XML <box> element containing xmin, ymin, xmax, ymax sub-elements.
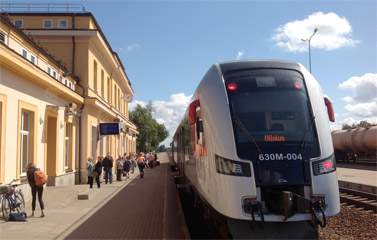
<box><xmin>301</xmin><ymin>28</ymin><xmax>318</xmax><ymax>73</ymax></box>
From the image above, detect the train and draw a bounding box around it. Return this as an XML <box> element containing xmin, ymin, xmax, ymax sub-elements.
<box><xmin>171</xmin><ymin>60</ymin><xmax>340</xmax><ymax>238</ymax></box>
<box><xmin>332</xmin><ymin>126</ymin><xmax>377</xmax><ymax>164</ymax></box>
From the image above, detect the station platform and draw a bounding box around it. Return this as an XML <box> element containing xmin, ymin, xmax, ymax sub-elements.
<box><xmin>337</xmin><ymin>166</ymin><xmax>377</xmax><ymax>194</ymax></box>
<box><xmin>65</xmin><ymin>154</ymin><xmax>189</xmax><ymax>239</ymax></box>
<box><xmin>0</xmin><ymin>153</ymin><xmax>189</xmax><ymax>240</ymax></box>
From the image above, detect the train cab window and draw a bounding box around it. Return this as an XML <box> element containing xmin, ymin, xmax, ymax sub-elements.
<box><xmin>225</xmin><ymin>69</ymin><xmax>319</xmax><ymax>158</ymax></box>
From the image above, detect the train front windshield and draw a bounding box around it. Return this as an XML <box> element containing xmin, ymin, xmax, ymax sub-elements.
<box><xmin>225</xmin><ymin>69</ymin><xmax>320</xmax><ymax>185</ymax></box>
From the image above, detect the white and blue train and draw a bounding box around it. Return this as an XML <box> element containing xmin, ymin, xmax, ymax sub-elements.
<box><xmin>172</xmin><ymin>60</ymin><xmax>340</xmax><ymax>238</ymax></box>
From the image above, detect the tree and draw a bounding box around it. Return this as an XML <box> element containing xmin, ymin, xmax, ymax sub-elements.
<box><xmin>158</xmin><ymin>145</ymin><xmax>166</xmax><ymax>152</ymax></box>
<box><xmin>130</xmin><ymin>104</ymin><xmax>169</xmax><ymax>152</ymax></box>
<box><xmin>342</xmin><ymin>121</ymin><xmax>375</xmax><ymax>130</ymax></box>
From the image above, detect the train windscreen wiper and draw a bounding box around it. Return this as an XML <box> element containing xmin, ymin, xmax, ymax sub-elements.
<box><xmin>299</xmin><ymin>116</ymin><xmax>316</xmax><ymax>152</ymax></box>
<box><xmin>230</xmin><ymin>102</ymin><xmax>261</xmax><ymax>154</ymax></box>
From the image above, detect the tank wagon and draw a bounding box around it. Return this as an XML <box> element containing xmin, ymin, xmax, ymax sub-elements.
<box><xmin>172</xmin><ymin>60</ymin><xmax>340</xmax><ymax>238</ymax></box>
<box><xmin>332</xmin><ymin>126</ymin><xmax>377</xmax><ymax>164</ymax></box>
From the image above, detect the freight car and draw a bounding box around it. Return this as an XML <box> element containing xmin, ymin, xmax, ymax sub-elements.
<box><xmin>172</xmin><ymin>60</ymin><xmax>340</xmax><ymax>238</ymax></box>
<box><xmin>332</xmin><ymin>126</ymin><xmax>377</xmax><ymax>164</ymax></box>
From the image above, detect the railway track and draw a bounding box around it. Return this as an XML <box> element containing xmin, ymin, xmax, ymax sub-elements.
<box><xmin>339</xmin><ymin>187</ymin><xmax>377</xmax><ymax>213</ymax></box>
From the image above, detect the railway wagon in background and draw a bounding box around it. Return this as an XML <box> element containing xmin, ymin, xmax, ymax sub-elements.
<box><xmin>172</xmin><ymin>60</ymin><xmax>340</xmax><ymax>239</ymax></box>
<box><xmin>332</xmin><ymin>126</ymin><xmax>377</xmax><ymax>164</ymax></box>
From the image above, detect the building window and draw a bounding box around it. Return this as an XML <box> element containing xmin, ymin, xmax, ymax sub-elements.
<box><xmin>101</xmin><ymin>70</ymin><xmax>105</xmax><ymax>97</ymax></box>
<box><xmin>99</xmin><ymin>136</ymin><xmax>104</xmax><ymax>157</ymax></box>
<box><xmin>65</xmin><ymin>124</ymin><xmax>72</xmax><ymax>170</ymax></box>
<box><xmin>106</xmin><ymin>136</ymin><xmax>110</xmax><ymax>154</ymax></box>
<box><xmin>30</xmin><ymin>54</ymin><xmax>36</xmax><ymax>64</ymax></box>
<box><xmin>43</xmin><ymin>20</ymin><xmax>53</xmax><ymax>29</ymax></box>
<box><xmin>20</xmin><ymin>111</ymin><xmax>30</xmax><ymax>175</ymax></box>
<box><xmin>0</xmin><ymin>30</ymin><xmax>5</xmax><ymax>43</ymax></box>
<box><xmin>91</xmin><ymin>125</ymin><xmax>98</xmax><ymax>160</ymax></box>
<box><xmin>58</xmin><ymin>20</ymin><xmax>68</xmax><ymax>29</ymax></box>
<box><xmin>107</xmin><ymin>77</ymin><xmax>111</xmax><ymax>103</ymax></box>
<box><xmin>93</xmin><ymin>60</ymin><xmax>97</xmax><ymax>91</ymax></box>
<box><xmin>22</xmin><ymin>49</ymin><xmax>27</xmax><ymax>59</ymax></box>
<box><xmin>14</xmin><ymin>19</ymin><xmax>23</xmax><ymax>28</ymax></box>
<box><xmin>47</xmin><ymin>66</ymin><xmax>51</xmax><ymax>75</ymax></box>
<box><xmin>53</xmin><ymin>71</ymin><xmax>57</xmax><ymax>79</ymax></box>
<box><xmin>114</xmin><ymin>84</ymin><xmax>117</xmax><ymax>108</ymax></box>
<box><xmin>118</xmin><ymin>88</ymin><xmax>120</xmax><ymax>110</ymax></box>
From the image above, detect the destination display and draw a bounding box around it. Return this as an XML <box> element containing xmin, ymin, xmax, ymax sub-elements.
<box><xmin>99</xmin><ymin>123</ymin><xmax>120</xmax><ymax>135</ymax></box>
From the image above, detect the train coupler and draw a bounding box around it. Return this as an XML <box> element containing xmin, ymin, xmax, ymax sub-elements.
<box><xmin>309</xmin><ymin>200</ymin><xmax>326</xmax><ymax>228</ymax></box>
<box><xmin>246</xmin><ymin>201</ymin><xmax>264</xmax><ymax>229</ymax></box>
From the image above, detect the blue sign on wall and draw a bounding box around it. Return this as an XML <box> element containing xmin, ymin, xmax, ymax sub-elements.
<box><xmin>99</xmin><ymin>123</ymin><xmax>120</xmax><ymax>135</ymax></box>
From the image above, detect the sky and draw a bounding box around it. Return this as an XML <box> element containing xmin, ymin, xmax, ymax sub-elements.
<box><xmin>6</xmin><ymin>0</ymin><xmax>377</xmax><ymax>147</ymax></box>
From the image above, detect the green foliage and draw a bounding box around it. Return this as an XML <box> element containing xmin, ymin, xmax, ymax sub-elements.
<box><xmin>130</xmin><ymin>104</ymin><xmax>169</xmax><ymax>152</ymax></box>
<box><xmin>158</xmin><ymin>145</ymin><xmax>166</xmax><ymax>152</ymax></box>
<box><xmin>341</xmin><ymin>121</ymin><xmax>375</xmax><ymax>130</ymax></box>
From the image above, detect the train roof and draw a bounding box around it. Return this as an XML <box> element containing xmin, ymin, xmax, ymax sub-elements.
<box><xmin>216</xmin><ymin>60</ymin><xmax>302</xmax><ymax>75</ymax></box>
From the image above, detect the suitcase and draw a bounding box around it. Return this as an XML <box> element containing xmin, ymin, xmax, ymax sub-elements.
<box><xmin>156</xmin><ymin>161</ymin><xmax>160</xmax><ymax>166</ymax></box>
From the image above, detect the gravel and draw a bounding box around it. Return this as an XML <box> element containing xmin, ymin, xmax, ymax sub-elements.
<box><xmin>319</xmin><ymin>204</ymin><xmax>377</xmax><ymax>239</ymax></box>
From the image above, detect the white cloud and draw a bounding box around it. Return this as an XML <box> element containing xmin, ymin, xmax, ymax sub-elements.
<box><xmin>330</xmin><ymin>117</ymin><xmax>377</xmax><ymax>131</ymax></box>
<box><xmin>338</xmin><ymin>73</ymin><xmax>377</xmax><ymax>118</ymax></box>
<box><xmin>236</xmin><ymin>50</ymin><xmax>244</xmax><ymax>60</ymax></box>
<box><xmin>344</xmin><ymin>102</ymin><xmax>377</xmax><ymax>118</ymax></box>
<box><xmin>339</xmin><ymin>73</ymin><xmax>377</xmax><ymax>103</ymax></box>
<box><xmin>127</xmin><ymin>43</ymin><xmax>140</xmax><ymax>52</ymax></box>
<box><xmin>129</xmin><ymin>100</ymin><xmax>146</xmax><ymax>111</ymax></box>
<box><xmin>130</xmin><ymin>93</ymin><xmax>192</xmax><ymax>147</ymax></box>
<box><xmin>272</xmin><ymin>12</ymin><xmax>359</xmax><ymax>52</ymax></box>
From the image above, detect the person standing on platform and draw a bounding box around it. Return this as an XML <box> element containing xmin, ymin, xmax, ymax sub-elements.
<box><xmin>130</xmin><ymin>152</ymin><xmax>136</xmax><ymax>173</ymax></box>
<box><xmin>137</xmin><ymin>152</ymin><xmax>145</xmax><ymax>178</ymax></box>
<box><xmin>116</xmin><ymin>155</ymin><xmax>123</xmax><ymax>181</ymax></box>
<box><xmin>86</xmin><ymin>157</ymin><xmax>95</xmax><ymax>187</ymax></box>
<box><xmin>148</xmin><ymin>152</ymin><xmax>155</xmax><ymax>169</ymax></box>
<box><xmin>103</xmin><ymin>152</ymin><xmax>114</xmax><ymax>184</ymax></box>
<box><xmin>94</xmin><ymin>156</ymin><xmax>103</xmax><ymax>188</ymax></box>
<box><xmin>154</xmin><ymin>152</ymin><xmax>158</xmax><ymax>166</ymax></box>
<box><xmin>123</xmin><ymin>156</ymin><xmax>131</xmax><ymax>181</ymax></box>
<box><xmin>26</xmin><ymin>163</ymin><xmax>45</xmax><ymax>218</ymax></box>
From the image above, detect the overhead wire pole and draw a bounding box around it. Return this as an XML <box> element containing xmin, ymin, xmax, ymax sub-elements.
<box><xmin>301</xmin><ymin>28</ymin><xmax>318</xmax><ymax>73</ymax></box>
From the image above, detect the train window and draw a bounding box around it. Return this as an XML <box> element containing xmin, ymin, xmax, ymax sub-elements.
<box><xmin>225</xmin><ymin>69</ymin><xmax>319</xmax><ymax>157</ymax></box>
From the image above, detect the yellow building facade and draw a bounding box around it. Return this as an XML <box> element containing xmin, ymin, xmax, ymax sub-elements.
<box><xmin>0</xmin><ymin>10</ymin><xmax>138</xmax><ymax>195</ymax></box>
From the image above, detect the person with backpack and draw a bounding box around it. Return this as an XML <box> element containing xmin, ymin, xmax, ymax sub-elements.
<box><xmin>26</xmin><ymin>163</ymin><xmax>45</xmax><ymax>218</ymax></box>
<box><xmin>137</xmin><ymin>152</ymin><xmax>146</xmax><ymax>178</ymax></box>
<box><xmin>103</xmin><ymin>152</ymin><xmax>114</xmax><ymax>184</ymax></box>
<box><xmin>86</xmin><ymin>157</ymin><xmax>95</xmax><ymax>188</ymax></box>
<box><xmin>123</xmin><ymin>156</ymin><xmax>131</xmax><ymax>181</ymax></box>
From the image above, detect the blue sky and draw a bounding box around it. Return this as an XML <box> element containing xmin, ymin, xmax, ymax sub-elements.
<box><xmin>7</xmin><ymin>0</ymin><xmax>377</xmax><ymax>146</ymax></box>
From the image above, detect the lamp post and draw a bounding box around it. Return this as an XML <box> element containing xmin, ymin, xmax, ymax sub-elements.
<box><xmin>301</xmin><ymin>28</ymin><xmax>318</xmax><ymax>73</ymax></box>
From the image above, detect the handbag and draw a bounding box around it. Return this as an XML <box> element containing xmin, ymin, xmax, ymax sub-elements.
<box><xmin>9</xmin><ymin>212</ymin><xmax>27</xmax><ymax>222</ymax></box>
<box><xmin>90</xmin><ymin>171</ymin><xmax>97</xmax><ymax>178</ymax></box>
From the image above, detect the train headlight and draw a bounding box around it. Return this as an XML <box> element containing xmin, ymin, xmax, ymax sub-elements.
<box><xmin>312</xmin><ymin>154</ymin><xmax>336</xmax><ymax>175</ymax></box>
<box><xmin>215</xmin><ymin>155</ymin><xmax>251</xmax><ymax>177</ymax></box>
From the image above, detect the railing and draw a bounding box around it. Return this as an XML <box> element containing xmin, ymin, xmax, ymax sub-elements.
<box><xmin>0</xmin><ymin>3</ymin><xmax>86</xmax><ymax>13</ymax></box>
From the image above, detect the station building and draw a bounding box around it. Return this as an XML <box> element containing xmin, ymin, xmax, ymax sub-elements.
<box><xmin>0</xmin><ymin>7</ymin><xmax>138</xmax><ymax>200</ymax></box>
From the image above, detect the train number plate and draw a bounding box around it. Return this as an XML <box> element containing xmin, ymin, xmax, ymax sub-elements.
<box><xmin>258</xmin><ymin>153</ymin><xmax>303</xmax><ymax>161</ymax></box>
